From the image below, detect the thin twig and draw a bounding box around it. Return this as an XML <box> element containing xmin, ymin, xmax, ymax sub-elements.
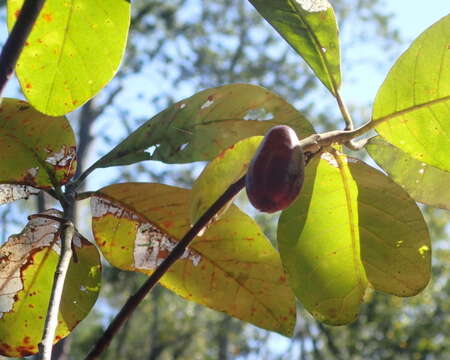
<box><xmin>75</xmin><ymin>191</ymin><xmax>97</xmax><ymax>201</ymax></box>
<box><xmin>85</xmin><ymin>175</ymin><xmax>247</xmax><ymax>360</ymax></box>
<box><xmin>335</xmin><ymin>90</ymin><xmax>354</xmax><ymax>131</ymax></box>
<box><xmin>345</xmin><ymin>138</ymin><xmax>369</xmax><ymax>151</ymax></box>
<box><xmin>38</xmin><ymin>219</ymin><xmax>75</xmax><ymax>360</ymax></box>
<box><xmin>69</xmin><ymin>163</ymin><xmax>98</xmax><ymax>191</ymax></box>
<box><xmin>0</xmin><ymin>0</ymin><xmax>46</xmax><ymax>97</ymax></box>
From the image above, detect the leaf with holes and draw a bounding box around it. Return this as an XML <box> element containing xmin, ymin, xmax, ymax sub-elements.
<box><xmin>93</xmin><ymin>84</ymin><xmax>315</xmax><ymax>168</ymax></box>
<box><xmin>367</xmin><ymin>136</ymin><xmax>450</xmax><ymax>210</ymax></box>
<box><xmin>8</xmin><ymin>0</ymin><xmax>130</xmax><ymax>116</ymax></box>
<box><xmin>91</xmin><ymin>183</ymin><xmax>296</xmax><ymax>336</ymax></box>
<box><xmin>0</xmin><ymin>210</ymin><xmax>101</xmax><ymax>357</ymax></box>
<box><xmin>347</xmin><ymin>156</ymin><xmax>430</xmax><ymax>296</ymax></box>
<box><xmin>372</xmin><ymin>14</ymin><xmax>450</xmax><ymax>171</ymax></box>
<box><xmin>0</xmin><ymin>98</ymin><xmax>76</xmax><ymax>189</ymax></box>
<box><xmin>278</xmin><ymin>153</ymin><xmax>367</xmax><ymax>325</ymax></box>
<box><xmin>249</xmin><ymin>0</ymin><xmax>341</xmax><ymax>95</ymax></box>
<box><xmin>190</xmin><ymin>136</ymin><xmax>263</xmax><ymax>226</ymax></box>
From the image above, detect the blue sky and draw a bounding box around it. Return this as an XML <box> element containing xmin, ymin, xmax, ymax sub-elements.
<box><xmin>342</xmin><ymin>1</ymin><xmax>449</xmax><ymax>110</ymax></box>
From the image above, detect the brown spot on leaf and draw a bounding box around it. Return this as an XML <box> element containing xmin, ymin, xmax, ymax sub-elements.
<box><xmin>14</xmin><ymin>10</ymin><xmax>20</xmax><ymax>18</ymax></box>
<box><xmin>43</xmin><ymin>13</ymin><xmax>53</xmax><ymax>22</ymax></box>
<box><xmin>162</xmin><ymin>220</ymin><xmax>173</xmax><ymax>229</ymax></box>
<box><xmin>15</xmin><ymin>345</ymin><xmax>35</xmax><ymax>356</ymax></box>
<box><xmin>25</xmin><ymin>83</ymin><xmax>32</xmax><ymax>89</ymax></box>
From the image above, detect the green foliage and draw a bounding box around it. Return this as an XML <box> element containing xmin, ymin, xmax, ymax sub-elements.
<box><xmin>92</xmin><ymin>83</ymin><xmax>315</xmax><ymax>168</ymax></box>
<box><xmin>249</xmin><ymin>0</ymin><xmax>341</xmax><ymax>95</ymax></box>
<box><xmin>279</xmin><ymin>153</ymin><xmax>368</xmax><ymax>325</ymax></box>
<box><xmin>372</xmin><ymin>14</ymin><xmax>450</xmax><ymax>171</ymax></box>
<box><xmin>7</xmin><ymin>0</ymin><xmax>130</xmax><ymax>116</ymax></box>
<box><xmin>0</xmin><ymin>0</ymin><xmax>448</xmax><ymax>357</ymax></box>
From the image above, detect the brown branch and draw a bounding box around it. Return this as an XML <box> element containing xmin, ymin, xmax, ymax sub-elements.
<box><xmin>0</xmin><ymin>0</ymin><xmax>46</xmax><ymax>97</ymax></box>
<box><xmin>85</xmin><ymin>175</ymin><xmax>247</xmax><ymax>360</ymax></box>
<box><xmin>38</xmin><ymin>219</ymin><xmax>74</xmax><ymax>360</ymax></box>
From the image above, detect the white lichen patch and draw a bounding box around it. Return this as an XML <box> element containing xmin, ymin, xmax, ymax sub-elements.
<box><xmin>243</xmin><ymin>108</ymin><xmax>274</xmax><ymax>121</ymax></box>
<box><xmin>134</xmin><ymin>222</ymin><xmax>201</xmax><ymax>270</ymax></box>
<box><xmin>0</xmin><ymin>209</ymin><xmax>83</xmax><ymax>317</ymax></box>
<box><xmin>45</xmin><ymin>145</ymin><xmax>76</xmax><ymax>167</ymax></box>
<box><xmin>91</xmin><ymin>196</ymin><xmax>141</xmax><ymax>221</ymax></box>
<box><xmin>0</xmin><ymin>184</ymin><xmax>39</xmax><ymax>205</ymax></box>
<box><xmin>296</xmin><ymin>0</ymin><xmax>331</xmax><ymax>12</ymax></box>
<box><xmin>200</xmin><ymin>99</ymin><xmax>214</xmax><ymax>109</ymax></box>
<box><xmin>321</xmin><ymin>152</ymin><xmax>338</xmax><ymax>168</ymax></box>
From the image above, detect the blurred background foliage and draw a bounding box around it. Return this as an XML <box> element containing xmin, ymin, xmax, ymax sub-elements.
<box><xmin>0</xmin><ymin>0</ymin><xmax>448</xmax><ymax>359</ymax></box>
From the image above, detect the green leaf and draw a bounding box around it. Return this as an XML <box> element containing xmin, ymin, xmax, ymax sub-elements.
<box><xmin>348</xmin><ymin>155</ymin><xmax>431</xmax><ymax>296</ymax></box>
<box><xmin>0</xmin><ymin>98</ymin><xmax>77</xmax><ymax>188</ymax></box>
<box><xmin>0</xmin><ymin>210</ymin><xmax>101</xmax><ymax>357</ymax></box>
<box><xmin>367</xmin><ymin>136</ymin><xmax>450</xmax><ymax>210</ymax></box>
<box><xmin>190</xmin><ymin>136</ymin><xmax>263</xmax><ymax>225</ymax></box>
<box><xmin>8</xmin><ymin>0</ymin><xmax>130</xmax><ymax>116</ymax></box>
<box><xmin>278</xmin><ymin>153</ymin><xmax>367</xmax><ymax>325</ymax></box>
<box><xmin>249</xmin><ymin>0</ymin><xmax>341</xmax><ymax>95</ymax></box>
<box><xmin>278</xmin><ymin>151</ymin><xmax>431</xmax><ymax>325</ymax></box>
<box><xmin>94</xmin><ymin>84</ymin><xmax>315</xmax><ymax>168</ymax></box>
<box><xmin>372</xmin><ymin>14</ymin><xmax>450</xmax><ymax>172</ymax></box>
<box><xmin>91</xmin><ymin>183</ymin><xmax>296</xmax><ymax>336</ymax></box>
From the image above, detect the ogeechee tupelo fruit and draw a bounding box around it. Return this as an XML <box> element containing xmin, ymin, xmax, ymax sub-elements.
<box><xmin>245</xmin><ymin>125</ymin><xmax>305</xmax><ymax>213</ymax></box>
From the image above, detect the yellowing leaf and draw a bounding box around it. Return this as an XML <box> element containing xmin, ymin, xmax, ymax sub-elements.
<box><xmin>8</xmin><ymin>0</ymin><xmax>130</xmax><ymax>115</ymax></box>
<box><xmin>0</xmin><ymin>210</ymin><xmax>101</xmax><ymax>357</ymax></box>
<box><xmin>372</xmin><ymin>15</ymin><xmax>450</xmax><ymax>171</ymax></box>
<box><xmin>367</xmin><ymin>136</ymin><xmax>450</xmax><ymax>210</ymax></box>
<box><xmin>348</xmin><ymin>157</ymin><xmax>431</xmax><ymax>296</ymax></box>
<box><xmin>190</xmin><ymin>136</ymin><xmax>263</xmax><ymax>225</ymax></box>
<box><xmin>0</xmin><ymin>99</ymin><xmax>77</xmax><ymax>188</ymax></box>
<box><xmin>91</xmin><ymin>183</ymin><xmax>296</xmax><ymax>336</ymax></box>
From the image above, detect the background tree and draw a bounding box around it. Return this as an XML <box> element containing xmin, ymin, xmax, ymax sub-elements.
<box><xmin>0</xmin><ymin>1</ymin><xmax>447</xmax><ymax>359</ymax></box>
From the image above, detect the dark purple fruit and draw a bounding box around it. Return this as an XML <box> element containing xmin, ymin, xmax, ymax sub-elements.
<box><xmin>246</xmin><ymin>125</ymin><xmax>305</xmax><ymax>213</ymax></box>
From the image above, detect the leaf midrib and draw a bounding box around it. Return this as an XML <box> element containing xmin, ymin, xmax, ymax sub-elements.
<box><xmin>92</xmin><ymin>192</ymin><xmax>293</xmax><ymax>334</ymax></box>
